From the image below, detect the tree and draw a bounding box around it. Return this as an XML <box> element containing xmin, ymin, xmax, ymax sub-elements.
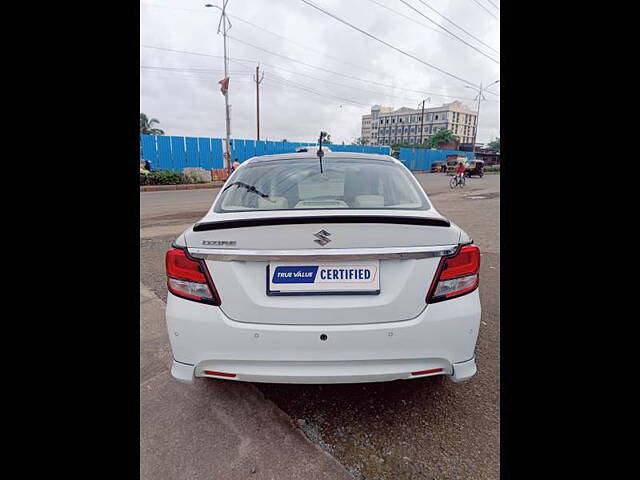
<box><xmin>353</xmin><ymin>137</ymin><xmax>368</xmax><ymax>145</ymax></box>
<box><xmin>391</xmin><ymin>142</ymin><xmax>429</xmax><ymax>150</ymax></box>
<box><xmin>140</xmin><ymin>113</ymin><xmax>165</xmax><ymax>135</ymax></box>
<box><xmin>320</xmin><ymin>131</ymin><xmax>332</xmax><ymax>144</ymax></box>
<box><xmin>487</xmin><ymin>137</ymin><xmax>500</xmax><ymax>152</ymax></box>
<box><xmin>427</xmin><ymin>128</ymin><xmax>458</xmax><ymax>148</ymax></box>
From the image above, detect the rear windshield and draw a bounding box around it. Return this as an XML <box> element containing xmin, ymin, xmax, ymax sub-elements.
<box><xmin>214</xmin><ymin>157</ymin><xmax>429</xmax><ymax>212</ymax></box>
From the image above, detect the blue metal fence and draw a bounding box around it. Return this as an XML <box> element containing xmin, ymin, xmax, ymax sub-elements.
<box><xmin>398</xmin><ymin>148</ymin><xmax>473</xmax><ymax>171</ymax></box>
<box><xmin>140</xmin><ymin>134</ymin><xmax>392</xmax><ymax>170</ymax></box>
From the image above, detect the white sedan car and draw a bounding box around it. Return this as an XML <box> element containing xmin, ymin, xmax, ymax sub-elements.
<box><xmin>165</xmin><ymin>152</ymin><xmax>481</xmax><ymax>384</ymax></box>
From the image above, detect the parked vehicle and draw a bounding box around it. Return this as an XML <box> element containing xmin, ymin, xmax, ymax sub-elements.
<box><xmin>165</xmin><ymin>152</ymin><xmax>481</xmax><ymax>385</ymax></box>
<box><xmin>140</xmin><ymin>160</ymin><xmax>151</xmax><ymax>183</ymax></box>
<box><xmin>431</xmin><ymin>161</ymin><xmax>445</xmax><ymax>173</ymax></box>
<box><xmin>295</xmin><ymin>145</ymin><xmax>332</xmax><ymax>153</ymax></box>
<box><xmin>465</xmin><ymin>160</ymin><xmax>485</xmax><ymax>178</ymax></box>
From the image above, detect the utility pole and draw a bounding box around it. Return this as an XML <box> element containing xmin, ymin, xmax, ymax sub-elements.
<box><xmin>206</xmin><ymin>1</ymin><xmax>233</xmax><ymax>173</ymax></box>
<box><xmin>472</xmin><ymin>81</ymin><xmax>483</xmax><ymax>158</ymax></box>
<box><xmin>254</xmin><ymin>64</ymin><xmax>264</xmax><ymax>140</ymax></box>
<box><xmin>466</xmin><ymin>79</ymin><xmax>499</xmax><ymax>158</ymax></box>
<box><xmin>418</xmin><ymin>97</ymin><xmax>430</xmax><ymax>145</ymax></box>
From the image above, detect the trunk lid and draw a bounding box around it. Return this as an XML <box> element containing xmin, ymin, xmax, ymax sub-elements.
<box><xmin>184</xmin><ymin>210</ymin><xmax>461</xmax><ymax>325</ymax></box>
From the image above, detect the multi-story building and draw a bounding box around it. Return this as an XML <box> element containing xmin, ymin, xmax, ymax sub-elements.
<box><xmin>360</xmin><ymin>101</ymin><xmax>478</xmax><ymax>146</ymax></box>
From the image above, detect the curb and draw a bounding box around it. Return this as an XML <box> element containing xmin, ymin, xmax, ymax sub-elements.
<box><xmin>141</xmin><ymin>182</ymin><xmax>224</xmax><ymax>192</ymax></box>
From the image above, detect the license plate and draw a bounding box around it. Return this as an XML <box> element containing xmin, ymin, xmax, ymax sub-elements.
<box><xmin>267</xmin><ymin>261</ymin><xmax>380</xmax><ymax>295</ymax></box>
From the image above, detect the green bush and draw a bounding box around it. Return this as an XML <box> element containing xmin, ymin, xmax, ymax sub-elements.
<box><xmin>139</xmin><ymin>168</ymin><xmax>211</xmax><ymax>186</ymax></box>
<box><xmin>485</xmin><ymin>165</ymin><xmax>500</xmax><ymax>173</ymax></box>
<box><xmin>145</xmin><ymin>170</ymin><xmax>184</xmax><ymax>185</ymax></box>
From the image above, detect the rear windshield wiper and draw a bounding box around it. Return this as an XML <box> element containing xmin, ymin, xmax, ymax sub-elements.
<box><xmin>222</xmin><ymin>181</ymin><xmax>276</xmax><ymax>203</ymax></box>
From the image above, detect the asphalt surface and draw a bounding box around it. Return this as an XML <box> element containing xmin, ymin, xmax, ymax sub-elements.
<box><xmin>140</xmin><ymin>173</ymin><xmax>500</xmax><ymax>479</ymax></box>
<box><xmin>140</xmin><ymin>283</ymin><xmax>352</xmax><ymax>480</ymax></box>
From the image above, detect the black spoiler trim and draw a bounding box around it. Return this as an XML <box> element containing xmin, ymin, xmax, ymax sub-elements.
<box><xmin>193</xmin><ymin>215</ymin><xmax>451</xmax><ymax>231</ymax></box>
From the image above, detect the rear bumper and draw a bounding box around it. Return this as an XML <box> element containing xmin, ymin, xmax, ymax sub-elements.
<box><xmin>170</xmin><ymin>356</ymin><xmax>477</xmax><ymax>384</ymax></box>
<box><xmin>166</xmin><ymin>289</ymin><xmax>481</xmax><ymax>384</ymax></box>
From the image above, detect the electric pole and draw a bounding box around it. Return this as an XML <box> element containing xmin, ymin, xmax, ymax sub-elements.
<box><xmin>254</xmin><ymin>64</ymin><xmax>264</xmax><ymax>140</ymax></box>
<box><xmin>466</xmin><ymin>79</ymin><xmax>499</xmax><ymax>158</ymax></box>
<box><xmin>472</xmin><ymin>81</ymin><xmax>483</xmax><ymax>158</ymax></box>
<box><xmin>206</xmin><ymin>1</ymin><xmax>233</xmax><ymax>173</ymax></box>
<box><xmin>418</xmin><ymin>97</ymin><xmax>430</xmax><ymax>145</ymax></box>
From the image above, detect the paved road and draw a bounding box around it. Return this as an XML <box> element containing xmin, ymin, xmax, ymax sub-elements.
<box><xmin>140</xmin><ymin>172</ymin><xmax>500</xmax><ymax>479</ymax></box>
<box><xmin>140</xmin><ymin>283</ymin><xmax>352</xmax><ymax>480</ymax></box>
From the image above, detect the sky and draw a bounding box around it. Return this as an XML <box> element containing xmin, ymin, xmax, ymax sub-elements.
<box><xmin>140</xmin><ymin>0</ymin><xmax>500</xmax><ymax>145</ymax></box>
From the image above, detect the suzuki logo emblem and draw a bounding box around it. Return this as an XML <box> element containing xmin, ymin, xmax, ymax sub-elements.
<box><xmin>313</xmin><ymin>229</ymin><xmax>332</xmax><ymax>246</ymax></box>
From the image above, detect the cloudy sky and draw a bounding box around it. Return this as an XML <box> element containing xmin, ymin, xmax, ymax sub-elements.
<box><xmin>140</xmin><ymin>0</ymin><xmax>500</xmax><ymax>145</ymax></box>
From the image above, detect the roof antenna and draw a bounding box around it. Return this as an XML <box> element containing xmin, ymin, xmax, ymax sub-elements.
<box><xmin>317</xmin><ymin>131</ymin><xmax>325</xmax><ymax>173</ymax></box>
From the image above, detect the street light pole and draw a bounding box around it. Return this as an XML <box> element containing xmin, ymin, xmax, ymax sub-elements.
<box><xmin>206</xmin><ymin>1</ymin><xmax>233</xmax><ymax>173</ymax></box>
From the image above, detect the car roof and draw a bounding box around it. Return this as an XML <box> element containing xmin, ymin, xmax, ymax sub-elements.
<box><xmin>243</xmin><ymin>151</ymin><xmax>397</xmax><ymax>164</ymax></box>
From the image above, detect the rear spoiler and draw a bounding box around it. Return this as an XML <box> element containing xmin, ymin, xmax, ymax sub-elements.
<box><xmin>193</xmin><ymin>215</ymin><xmax>451</xmax><ymax>232</ymax></box>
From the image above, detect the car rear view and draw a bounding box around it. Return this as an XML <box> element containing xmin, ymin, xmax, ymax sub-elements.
<box><xmin>165</xmin><ymin>153</ymin><xmax>481</xmax><ymax>384</ymax></box>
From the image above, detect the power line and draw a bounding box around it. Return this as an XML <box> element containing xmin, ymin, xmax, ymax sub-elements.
<box><xmin>226</xmin><ymin>37</ymin><xmax>486</xmax><ymax>101</ymax></box>
<box><xmin>143</xmin><ymin>44</ymin><xmax>223</xmax><ymax>60</ymax></box>
<box><xmin>140</xmin><ymin>70</ymin><xmax>253</xmax><ymax>84</ymax></box>
<box><xmin>241</xmin><ymin>62</ymin><xmax>423</xmax><ymax>104</ymax></box>
<box><xmin>262</xmin><ymin>76</ymin><xmax>369</xmax><ymax>107</ymax></box>
<box><xmin>144</xmin><ymin>57</ymin><xmax>497</xmax><ymax>109</ymax></box>
<box><xmin>412</xmin><ymin>0</ymin><xmax>500</xmax><ymax>55</ymax></box>
<box><xmin>469</xmin><ymin>0</ymin><xmax>499</xmax><ymax>20</ymax></box>
<box><xmin>141</xmin><ymin>44</ymin><xmax>498</xmax><ymax>103</ymax></box>
<box><xmin>141</xmin><ymin>65</ymin><xmax>252</xmax><ymax>74</ymax></box>
<box><xmin>142</xmin><ymin>1</ymin><xmax>381</xmax><ymax>77</ymax></box>
<box><xmin>140</xmin><ymin>59</ymin><xmax>376</xmax><ymax>106</ymax></box>
<box><xmin>397</xmin><ymin>0</ymin><xmax>499</xmax><ymax>63</ymax></box>
<box><xmin>225</xmin><ymin>10</ymin><xmax>380</xmax><ymax>76</ymax></box>
<box><xmin>143</xmin><ymin>1</ymin><xmax>494</xmax><ymax>97</ymax></box>
<box><xmin>228</xmin><ymin>54</ymin><xmax>429</xmax><ymax>104</ymax></box>
<box><xmin>297</xmin><ymin>0</ymin><xmax>480</xmax><ymax>87</ymax></box>
<box><xmin>363</xmin><ymin>0</ymin><xmax>457</xmax><ymax>41</ymax></box>
<box><xmin>219</xmin><ymin>59</ymin><xmax>372</xmax><ymax>107</ymax></box>
<box><xmin>485</xmin><ymin>0</ymin><xmax>500</xmax><ymax>10</ymax></box>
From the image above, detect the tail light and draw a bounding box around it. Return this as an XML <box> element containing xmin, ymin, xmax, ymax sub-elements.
<box><xmin>427</xmin><ymin>245</ymin><xmax>480</xmax><ymax>303</ymax></box>
<box><xmin>166</xmin><ymin>248</ymin><xmax>221</xmax><ymax>305</ymax></box>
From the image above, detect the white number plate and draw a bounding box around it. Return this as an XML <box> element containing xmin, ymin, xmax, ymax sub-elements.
<box><xmin>268</xmin><ymin>261</ymin><xmax>380</xmax><ymax>295</ymax></box>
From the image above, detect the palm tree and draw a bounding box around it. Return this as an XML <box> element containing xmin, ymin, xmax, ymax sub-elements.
<box><xmin>140</xmin><ymin>113</ymin><xmax>165</xmax><ymax>135</ymax></box>
<box><xmin>319</xmin><ymin>131</ymin><xmax>332</xmax><ymax>144</ymax></box>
